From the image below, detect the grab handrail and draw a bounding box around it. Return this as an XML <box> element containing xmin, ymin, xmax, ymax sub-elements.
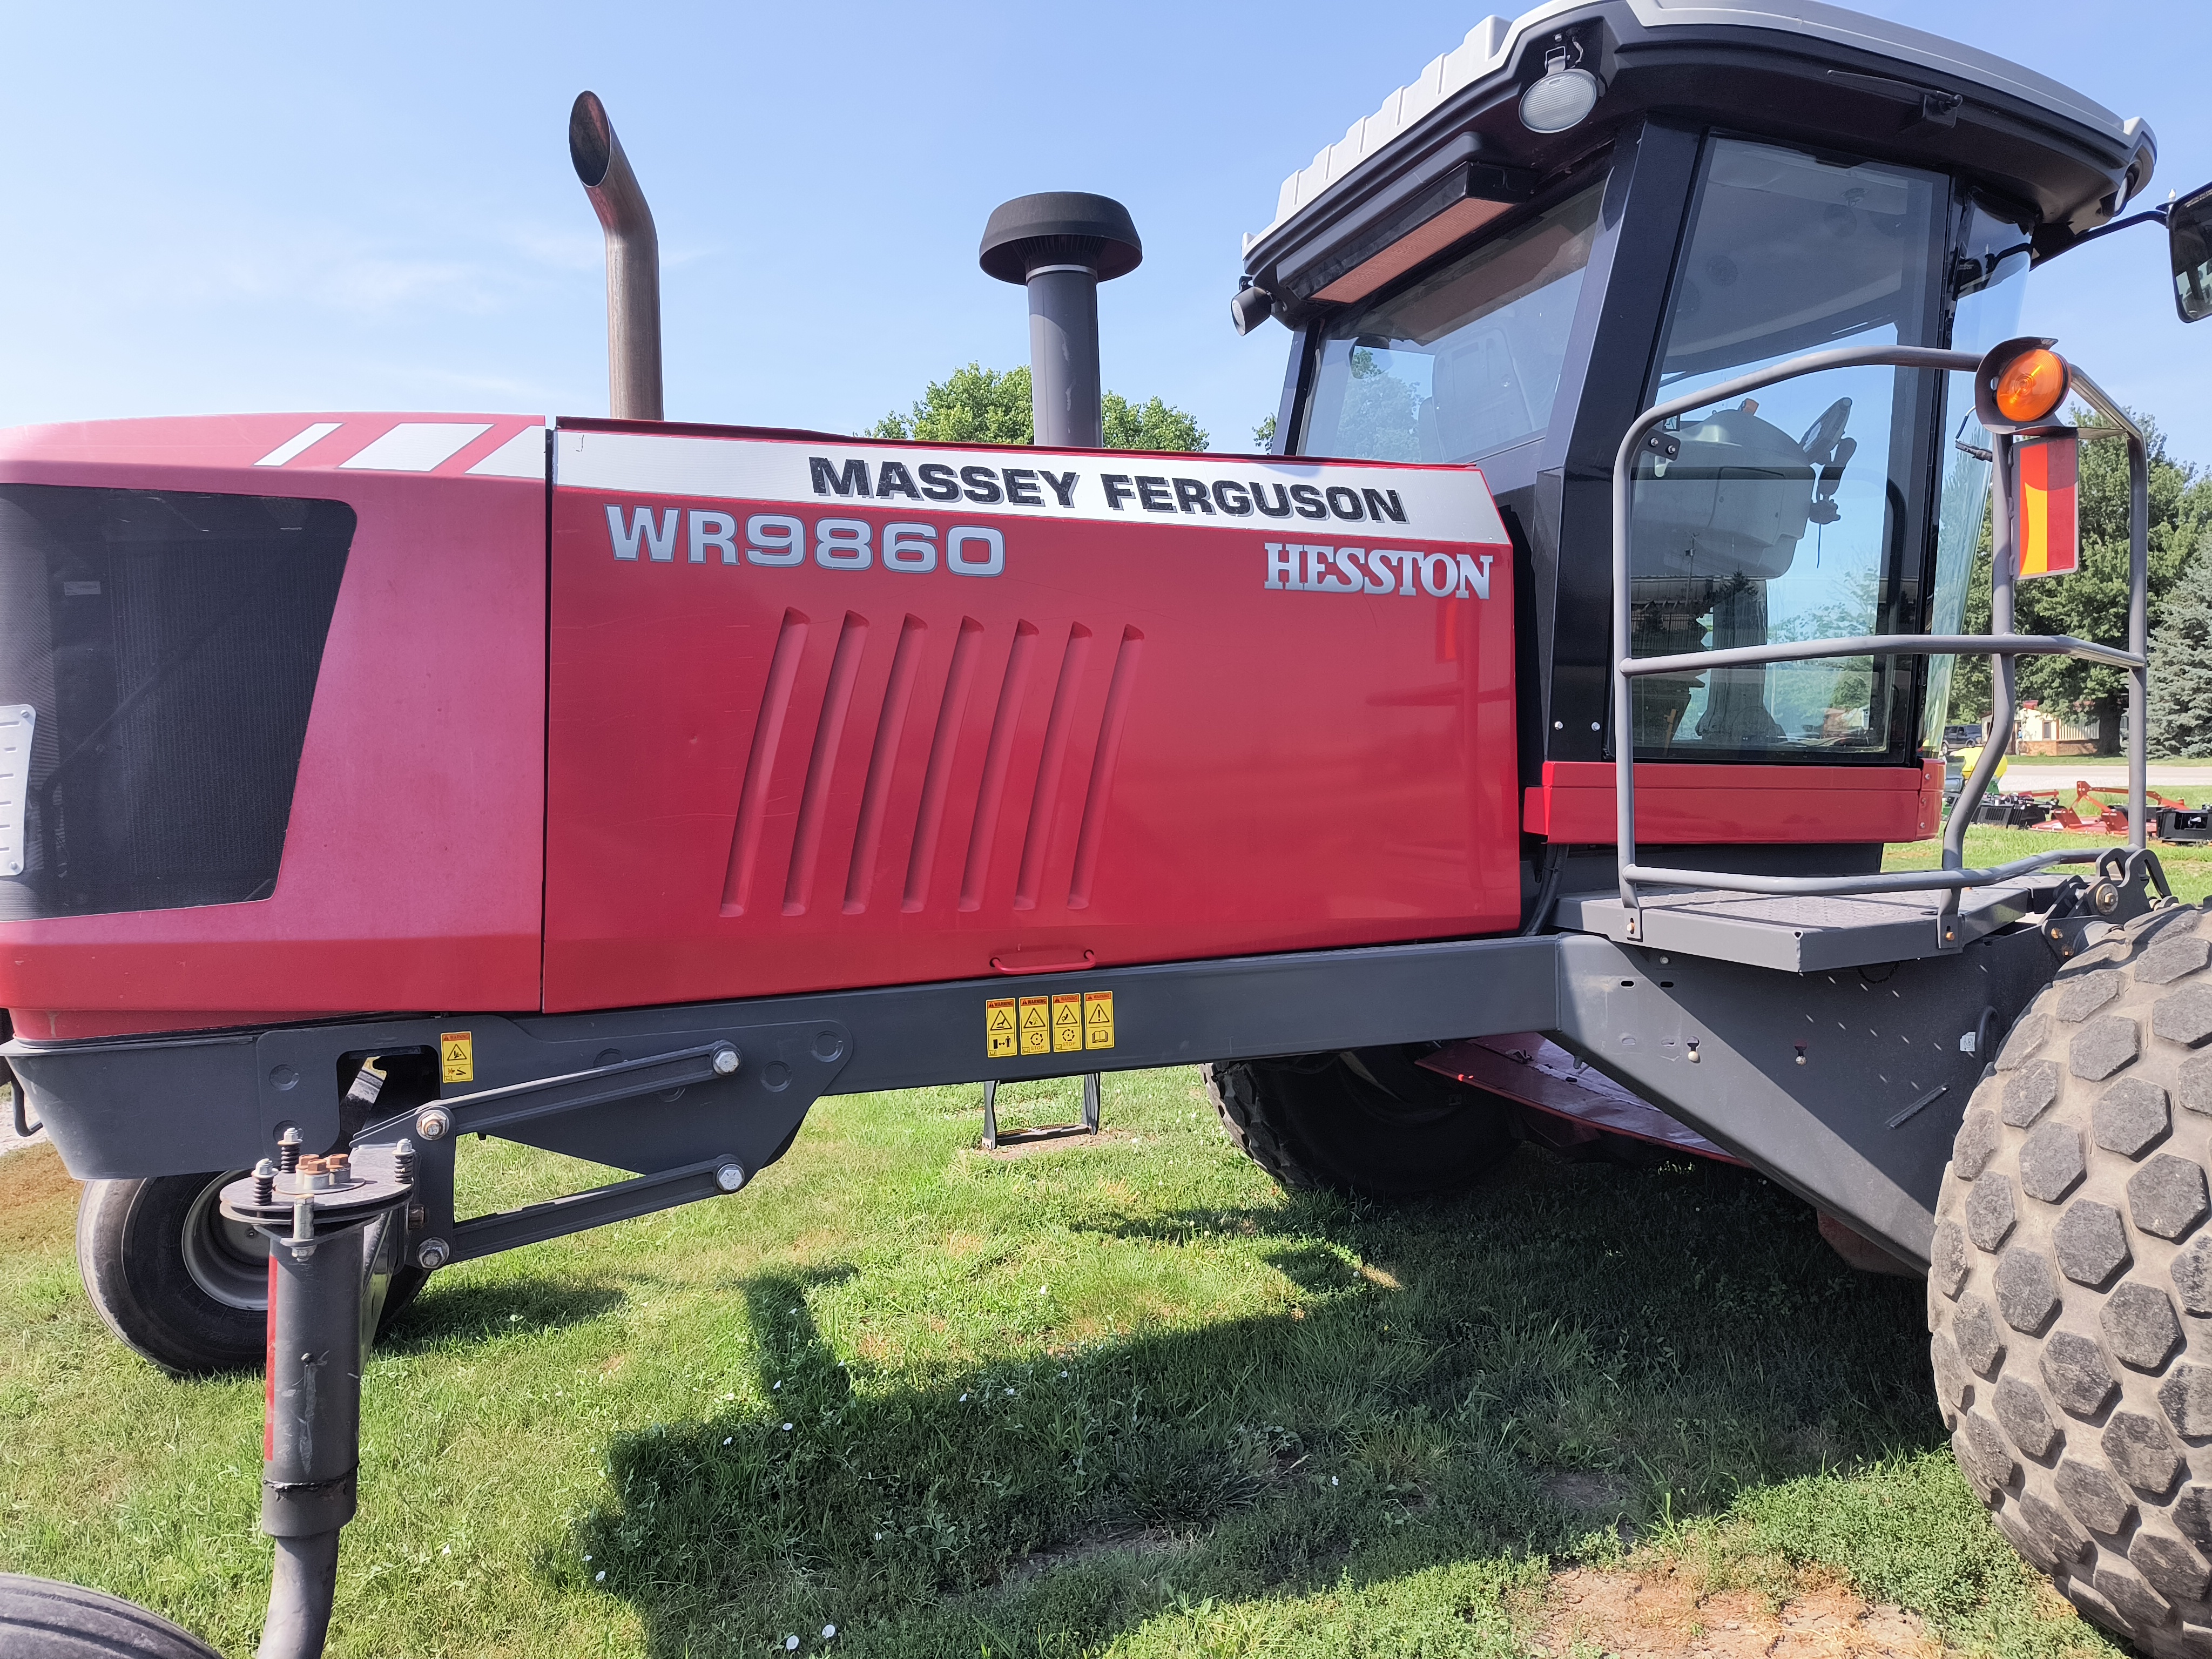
<box><xmin>1607</xmin><ymin>345</ymin><xmax>2151</xmax><ymax>939</ymax></box>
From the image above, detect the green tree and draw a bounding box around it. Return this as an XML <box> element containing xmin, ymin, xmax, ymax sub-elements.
<box><xmin>1102</xmin><ymin>392</ymin><xmax>1206</xmax><ymax>453</ymax></box>
<box><xmin>1954</xmin><ymin>407</ymin><xmax>2211</xmax><ymax>751</ymax></box>
<box><xmin>868</xmin><ymin>363</ymin><xmax>1032</xmax><ymax>445</ymax></box>
<box><xmin>1253</xmin><ymin>413</ymin><xmax>1278</xmax><ymax>450</ymax></box>
<box><xmin>869</xmin><ymin>363</ymin><xmax>1206</xmax><ymax>452</ymax></box>
<box><xmin>2150</xmin><ymin>552</ymin><xmax>2212</xmax><ymax>757</ymax></box>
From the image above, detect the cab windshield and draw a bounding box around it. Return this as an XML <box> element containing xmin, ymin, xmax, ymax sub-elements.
<box><xmin>1298</xmin><ymin>185</ymin><xmax>1601</xmax><ymax>465</ymax></box>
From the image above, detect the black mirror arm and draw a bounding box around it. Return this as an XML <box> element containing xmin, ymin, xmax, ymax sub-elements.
<box><xmin>2069</xmin><ymin>204</ymin><xmax>2171</xmax><ymax>250</ymax></box>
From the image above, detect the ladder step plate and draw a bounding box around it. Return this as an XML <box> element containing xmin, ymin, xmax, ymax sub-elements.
<box><xmin>1556</xmin><ymin>882</ymin><xmax>2047</xmax><ymax>973</ymax></box>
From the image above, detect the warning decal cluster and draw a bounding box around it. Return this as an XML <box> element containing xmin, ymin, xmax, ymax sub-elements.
<box><xmin>441</xmin><ymin>1030</ymin><xmax>475</xmax><ymax>1084</ymax></box>
<box><xmin>985</xmin><ymin>991</ymin><xmax>1114</xmax><ymax>1059</ymax></box>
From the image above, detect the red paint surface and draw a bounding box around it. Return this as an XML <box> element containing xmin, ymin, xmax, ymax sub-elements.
<box><xmin>0</xmin><ymin>415</ymin><xmax>547</xmax><ymax>1031</ymax></box>
<box><xmin>544</xmin><ymin>432</ymin><xmax>1521</xmax><ymax>1010</ymax></box>
<box><xmin>0</xmin><ymin>412</ymin><xmax>1958</xmax><ymax>1040</ymax></box>
<box><xmin>1523</xmin><ymin>758</ymin><xmax>1944</xmax><ymax>843</ymax></box>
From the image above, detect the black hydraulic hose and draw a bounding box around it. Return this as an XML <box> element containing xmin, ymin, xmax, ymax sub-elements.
<box><xmin>260</xmin><ymin>1535</ymin><xmax>341</xmax><ymax>1659</ymax></box>
<box><xmin>1520</xmin><ymin>844</ymin><xmax>1569</xmax><ymax>936</ymax></box>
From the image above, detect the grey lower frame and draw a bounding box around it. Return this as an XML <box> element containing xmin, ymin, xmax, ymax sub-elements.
<box><xmin>10</xmin><ymin>915</ymin><xmax>2063</xmax><ymax>1272</ymax></box>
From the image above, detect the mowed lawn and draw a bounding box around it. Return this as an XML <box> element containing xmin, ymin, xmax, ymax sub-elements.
<box><xmin>1885</xmin><ymin>820</ymin><xmax>2212</xmax><ymax>903</ymax></box>
<box><xmin>0</xmin><ymin>1054</ymin><xmax>2117</xmax><ymax>1658</ymax></box>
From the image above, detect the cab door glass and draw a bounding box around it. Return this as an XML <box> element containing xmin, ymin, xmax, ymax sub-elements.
<box><xmin>1630</xmin><ymin>138</ymin><xmax>1941</xmax><ymax>758</ymax></box>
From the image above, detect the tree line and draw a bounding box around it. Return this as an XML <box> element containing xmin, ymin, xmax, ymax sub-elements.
<box><xmin>1956</xmin><ymin>409</ymin><xmax>2212</xmax><ymax>756</ymax></box>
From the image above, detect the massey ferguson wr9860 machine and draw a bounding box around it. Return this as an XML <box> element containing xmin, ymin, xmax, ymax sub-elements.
<box><xmin>8</xmin><ymin>0</ymin><xmax>2212</xmax><ymax>1652</ymax></box>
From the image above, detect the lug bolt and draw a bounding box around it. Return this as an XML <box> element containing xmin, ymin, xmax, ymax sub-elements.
<box><xmin>252</xmin><ymin>1158</ymin><xmax>276</xmax><ymax>1205</ymax></box>
<box><xmin>392</xmin><ymin>1138</ymin><xmax>416</xmax><ymax>1185</ymax></box>
<box><xmin>417</xmin><ymin>1238</ymin><xmax>451</xmax><ymax>1270</ymax></box>
<box><xmin>416</xmin><ymin>1107</ymin><xmax>452</xmax><ymax>1141</ymax></box>
<box><xmin>276</xmin><ymin>1125</ymin><xmax>303</xmax><ymax>1174</ymax></box>
<box><xmin>712</xmin><ymin>1044</ymin><xmax>741</xmax><ymax>1076</ymax></box>
<box><xmin>716</xmin><ymin>1162</ymin><xmax>747</xmax><ymax>1192</ymax></box>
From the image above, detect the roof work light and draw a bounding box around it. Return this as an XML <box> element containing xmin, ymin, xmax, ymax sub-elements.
<box><xmin>1519</xmin><ymin>47</ymin><xmax>1602</xmax><ymax>133</ymax></box>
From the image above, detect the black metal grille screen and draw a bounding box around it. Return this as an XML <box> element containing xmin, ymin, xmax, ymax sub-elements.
<box><xmin>0</xmin><ymin>485</ymin><xmax>353</xmax><ymax>919</ymax></box>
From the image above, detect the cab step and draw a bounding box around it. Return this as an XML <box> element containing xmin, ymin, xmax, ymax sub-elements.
<box><xmin>1555</xmin><ymin>878</ymin><xmax>2062</xmax><ymax>973</ymax></box>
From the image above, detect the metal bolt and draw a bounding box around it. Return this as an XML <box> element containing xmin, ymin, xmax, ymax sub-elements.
<box><xmin>276</xmin><ymin>1125</ymin><xmax>303</xmax><ymax>1174</ymax></box>
<box><xmin>417</xmin><ymin>1238</ymin><xmax>451</xmax><ymax>1270</ymax></box>
<box><xmin>711</xmin><ymin>1043</ymin><xmax>741</xmax><ymax>1076</ymax></box>
<box><xmin>252</xmin><ymin>1158</ymin><xmax>276</xmax><ymax>1204</ymax></box>
<box><xmin>392</xmin><ymin>1138</ymin><xmax>416</xmax><ymax>1185</ymax></box>
<box><xmin>716</xmin><ymin>1162</ymin><xmax>746</xmax><ymax>1192</ymax></box>
<box><xmin>416</xmin><ymin>1106</ymin><xmax>452</xmax><ymax>1141</ymax></box>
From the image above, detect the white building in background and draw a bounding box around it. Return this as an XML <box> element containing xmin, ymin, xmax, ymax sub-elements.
<box><xmin>2013</xmin><ymin>702</ymin><xmax>2100</xmax><ymax>756</ymax></box>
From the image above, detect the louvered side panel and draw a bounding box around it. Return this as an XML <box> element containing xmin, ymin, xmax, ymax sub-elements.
<box><xmin>1068</xmin><ymin>626</ymin><xmax>1145</xmax><ymax>911</ymax></box>
<box><xmin>718</xmin><ymin>609</ymin><xmax>810</xmax><ymax>917</ymax></box>
<box><xmin>842</xmin><ymin>616</ymin><xmax>928</xmax><ymax>915</ymax></box>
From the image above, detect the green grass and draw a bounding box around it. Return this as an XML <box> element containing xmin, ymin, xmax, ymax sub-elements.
<box><xmin>0</xmin><ymin>1070</ymin><xmax>2115</xmax><ymax>1657</ymax></box>
<box><xmin>1886</xmin><ymin>821</ymin><xmax>2212</xmax><ymax>903</ymax></box>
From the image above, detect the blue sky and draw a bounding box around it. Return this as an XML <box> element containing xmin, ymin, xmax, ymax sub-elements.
<box><xmin>3</xmin><ymin>1</ymin><xmax>2207</xmax><ymax>468</ymax></box>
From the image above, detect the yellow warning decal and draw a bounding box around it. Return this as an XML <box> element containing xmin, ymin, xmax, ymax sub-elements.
<box><xmin>1051</xmin><ymin>993</ymin><xmax>1084</xmax><ymax>1054</ymax></box>
<box><xmin>440</xmin><ymin>1030</ymin><xmax>474</xmax><ymax>1085</ymax></box>
<box><xmin>1083</xmin><ymin>991</ymin><xmax>1115</xmax><ymax>1051</ymax></box>
<box><xmin>985</xmin><ymin>997</ymin><xmax>1017</xmax><ymax>1060</ymax></box>
<box><xmin>986</xmin><ymin>988</ymin><xmax>1119</xmax><ymax>1059</ymax></box>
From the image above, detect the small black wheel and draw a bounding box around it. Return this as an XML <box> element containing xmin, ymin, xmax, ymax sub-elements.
<box><xmin>78</xmin><ymin>1175</ymin><xmax>431</xmax><ymax>1374</ymax></box>
<box><xmin>77</xmin><ymin>1171</ymin><xmax>268</xmax><ymax>1375</ymax></box>
<box><xmin>0</xmin><ymin>1574</ymin><xmax>223</xmax><ymax>1657</ymax></box>
<box><xmin>1204</xmin><ymin>1046</ymin><xmax>1515</xmax><ymax>1198</ymax></box>
<box><xmin>1932</xmin><ymin>902</ymin><xmax>2212</xmax><ymax>1655</ymax></box>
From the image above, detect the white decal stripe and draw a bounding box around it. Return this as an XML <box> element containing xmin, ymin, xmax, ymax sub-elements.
<box><xmin>466</xmin><ymin>426</ymin><xmax>549</xmax><ymax>479</ymax></box>
<box><xmin>0</xmin><ymin>703</ymin><xmax>31</xmax><ymax>879</ymax></box>
<box><xmin>339</xmin><ymin>422</ymin><xmax>494</xmax><ymax>473</ymax></box>
<box><xmin>253</xmin><ymin>422</ymin><xmax>342</xmax><ymax>467</ymax></box>
<box><xmin>555</xmin><ymin>430</ymin><xmax>1507</xmax><ymax>545</ymax></box>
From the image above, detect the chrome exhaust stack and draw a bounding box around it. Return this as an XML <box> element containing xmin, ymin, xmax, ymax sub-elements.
<box><xmin>569</xmin><ymin>91</ymin><xmax>663</xmax><ymax>421</ymax></box>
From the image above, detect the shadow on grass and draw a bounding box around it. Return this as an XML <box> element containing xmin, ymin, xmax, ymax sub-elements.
<box><xmin>378</xmin><ymin>1273</ymin><xmax>626</xmax><ymax>1352</ymax></box>
<box><xmin>581</xmin><ymin>1148</ymin><xmax>1937</xmax><ymax>1657</ymax></box>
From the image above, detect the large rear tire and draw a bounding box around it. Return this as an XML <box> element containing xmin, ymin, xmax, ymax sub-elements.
<box><xmin>1204</xmin><ymin>1047</ymin><xmax>1516</xmax><ymax>1198</ymax></box>
<box><xmin>77</xmin><ymin>1172</ymin><xmax>428</xmax><ymax>1375</ymax></box>
<box><xmin>1931</xmin><ymin>902</ymin><xmax>2212</xmax><ymax>1655</ymax></box>
<box><xmin>0</xmin><ymin>1575</ymin><xmax>224</xmax><ymax>1657</ymax></box>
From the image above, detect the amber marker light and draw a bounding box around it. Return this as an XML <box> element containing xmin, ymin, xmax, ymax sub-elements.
<box><xmin>1993</xmin><ymin>347</ymin><xmax>2069</xmax><ymax>425</ymax></box>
